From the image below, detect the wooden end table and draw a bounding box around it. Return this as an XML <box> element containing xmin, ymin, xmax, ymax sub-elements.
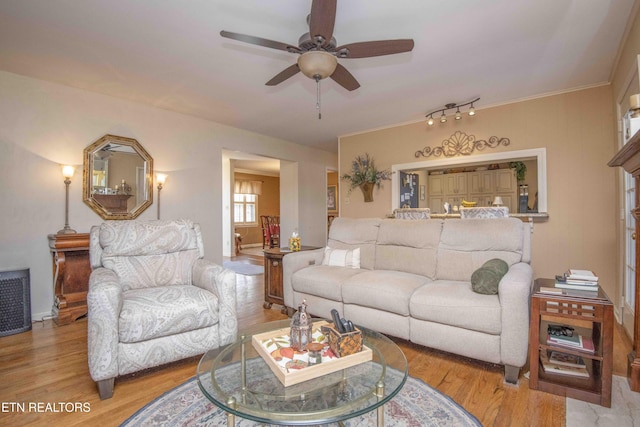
<box><xmin>529</xmin><ymin>278</ymin><xmax>613</xmax><ymax>407</ymax></box>
<box><xmin>263</xmin><ymin>246</ymin><xmax>320</xmax><ymax>312</ymax></box>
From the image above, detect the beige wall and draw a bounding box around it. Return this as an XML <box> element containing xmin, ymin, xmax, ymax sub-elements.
<box><xmin>234</xmin><ymin>172</ymin><xmax>280</xmax><ymax>246</ymax></box>
<box><xmin>0</xmin><ymin>71</ymin><xmax>336</xmax><ymax>318</ymax></box>
<box><xmin>339</xmin><ymin>85</ymin><xmax>618</xmax><ymax>304</ymax></box>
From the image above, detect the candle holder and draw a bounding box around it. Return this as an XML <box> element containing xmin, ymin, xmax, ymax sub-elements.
<box><xmin>290</xmin><ymin>300</ymin><xmax>312</xmax><ymax>351</ymax></box>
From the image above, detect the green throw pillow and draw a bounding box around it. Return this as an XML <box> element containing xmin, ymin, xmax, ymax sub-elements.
<box><xmin>471</xmin><ymin>259</ymin><xmax>509</xmax><ymax>295</ymax></box>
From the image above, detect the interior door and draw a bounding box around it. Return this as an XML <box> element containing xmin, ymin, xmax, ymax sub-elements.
<box><xmin>624</xmin><ymin>171</ymin><xmax>636</xmax><ymax>338</ymax></box>
<box><xmin>620</xmin><ymin>66</ymin><xmax>640</xmax><ymax>339</ymax></box>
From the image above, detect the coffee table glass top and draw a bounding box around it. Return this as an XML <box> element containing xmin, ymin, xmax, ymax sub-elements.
<box><xmin>196</xmin><ymin>319</ymin><xmax>408</xmax><ymax>425</ymax></box>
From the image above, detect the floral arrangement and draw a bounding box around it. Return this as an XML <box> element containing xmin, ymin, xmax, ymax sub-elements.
<box><xmin>341</xmin><ymin>153</ymin><xmax>392</xmax><ymax>194</ymax></box>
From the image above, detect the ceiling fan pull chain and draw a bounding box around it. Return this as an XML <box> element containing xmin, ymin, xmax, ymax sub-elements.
<box><xmin>316</xmin><ymin>75</ymin><xmax>322</xmax><ymax>120</ymax></box>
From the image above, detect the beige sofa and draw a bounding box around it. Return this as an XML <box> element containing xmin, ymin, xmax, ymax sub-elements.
<box><xmin>283</xmin><ymin>217</ymin><xmax>533</xmax><ymax>383</ymax></box>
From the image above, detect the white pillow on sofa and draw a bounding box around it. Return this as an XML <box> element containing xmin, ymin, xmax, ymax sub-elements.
<box><xmin>321</xmin><ymin>247</ymin><xmax>361</xmax><ymax>269</ymax></box>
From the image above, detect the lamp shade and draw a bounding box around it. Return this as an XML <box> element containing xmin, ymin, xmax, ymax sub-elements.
<box><xmin>61</xmin><ymin>165</ymin><xmax>76</xmax><ymax>179</ymax></box>
<box><xmin>156</xmin><ymin>173</ymin><xmax>168</xmax><ymax>186</ymax></box>
<box><xmin>493</xmin><ymin>196</ymin><xmax>504</xmax><ymax>206</ymax></box>
<box><xmin>297</xmin><ymin>51</ymin><xmax>338</xmax><ymax>80</ymax></box>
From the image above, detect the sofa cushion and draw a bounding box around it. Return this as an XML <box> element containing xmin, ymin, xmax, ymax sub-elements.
<box><xmin>119</xmin><ymin>284</ymin><xmax>219</xmax><ymax>343</ymax></box>
<box><xmin>471</xmin><ymin>258</ymin><xmax>509</xmax><ymax>294</ymax></box>
<box><xmin>328</xmin><ymin>218</ymin><xmax>382</xmax><ymax>270</ymax></box>
<box><xmin>410</xmin><ymin>280</ymin><xmax>501</xmax><ymax>334</ymax></box>
<box><xmin>342</xmin><ymin>270</ymin><xmax>430</xmax><ymax>315</ymax></box>
<box><xmin>436</xmin><ymin>218</ymin><xmax>524</xmax><ymax>281</ymax></box>
<box><xmin>291</xmin><ymin>265</ymin><xmax>364</xmax><ymax>301</ymax></box>
<box><xmin>322</xmin><ymin>247</ymin><xmax>361</xmax><ymax>268</ymax></box>
<box><xmin>375</xmin><ymin>219</ymin><xmax>443</xmax><ymax>279</ymax></box>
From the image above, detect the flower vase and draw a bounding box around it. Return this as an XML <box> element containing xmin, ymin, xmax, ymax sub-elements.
<box><xmin>359</xmin><ymin>182</ymin><xmax>374</xmax><ymax>202</ymax></box>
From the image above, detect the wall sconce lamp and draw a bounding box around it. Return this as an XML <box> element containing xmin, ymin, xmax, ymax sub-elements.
<box><xmin>426</xmin><ymin>97</ymin><xmax>480</xmax><ymax>126</ymax></box>
<box><xmin>57</xmin><ymin>165</ymin><xmax>77</xmax><ymax>235</ymax></box>
<box><xmin>156</xmin><ymin>173</ymin><xmax>167</xmax><ymax>220</ymax></box>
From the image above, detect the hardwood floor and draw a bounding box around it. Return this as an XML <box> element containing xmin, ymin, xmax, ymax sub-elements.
<box><xmin>0</xmin><ymin>258</ymin><xmax>632</xmax><ymax>426</ymax></box>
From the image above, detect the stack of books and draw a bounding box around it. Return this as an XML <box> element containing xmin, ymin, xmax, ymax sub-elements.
<box><xmin>539</xmin><ymin>349</ymin><xmax>589</xmax><ymax>378</ymax></box>
<box><xmin>554</xmin><ymin>269</ymin><xmax>599</xmax><ymax>291</ymax></box>
<box><xmin>546</xmin><ymin>328</ymin><xmax>595</xmax><ymax>354</ymax></box>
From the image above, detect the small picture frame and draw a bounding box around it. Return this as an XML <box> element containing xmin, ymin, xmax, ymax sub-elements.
<box><xmin>327</xmin><ymin>185</ymin><xmax>338</xmax><ymax>213</ymax></box>
<box><xmin>419</xmin><ymin>185</ymin><xmax>425</xmax><ymax>200</ymax></box>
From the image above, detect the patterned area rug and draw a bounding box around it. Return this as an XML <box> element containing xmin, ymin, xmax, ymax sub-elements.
<box><xmin>121</xmin><ymin>374</ymin><xmax>481</xmax><ymax>427</ymax></box>
<box><xmin>222</xmin><ymin>261</ymin><xmax>264</xmax><ymax>276</ymax></box>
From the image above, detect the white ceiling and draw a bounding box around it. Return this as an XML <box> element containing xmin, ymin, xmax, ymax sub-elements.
<box><xmin>0</xmin><ymin>0</ymin><xmax>636</xmax><ymax>153</ymax></box>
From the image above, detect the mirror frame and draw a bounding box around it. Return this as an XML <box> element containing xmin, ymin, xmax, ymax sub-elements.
<box><xmin>83</xmin><ymin>134</ymin><xmax>153</xmax><ymax>220</ymax></box>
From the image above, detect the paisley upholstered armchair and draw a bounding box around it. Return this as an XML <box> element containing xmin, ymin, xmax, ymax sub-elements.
<box><xmin>87</xmin><ymin>219</ymin><xmax>237</xmax><ymax>399</ymax></box>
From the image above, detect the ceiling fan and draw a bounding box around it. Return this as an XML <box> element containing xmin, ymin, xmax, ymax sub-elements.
<box><xmin>220</xmin><ymin>0</ymin><xmax>415</xmax><ymax>92</ymax></box>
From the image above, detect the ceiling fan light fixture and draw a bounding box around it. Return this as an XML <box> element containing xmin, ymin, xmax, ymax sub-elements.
<box><xmin>297</xmin><ymin>51</ymin><xmax>338</xmax><ymax>80</ymax></box>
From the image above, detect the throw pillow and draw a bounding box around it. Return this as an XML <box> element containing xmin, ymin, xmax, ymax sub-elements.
<box><xmin>471</xmin><ymin>258</ymin><xmax>509</xmax><ymax>295</ymax></box>
<box><xmin>322</xmin><ymin>247</ymin><xmax>361</xmax><ymax>269</ymax></box>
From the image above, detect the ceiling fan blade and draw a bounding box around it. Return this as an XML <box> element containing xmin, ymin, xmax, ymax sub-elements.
<box><xmin>220</xmin><ymin>30</ymin><xmax>301</xmax><ymax>53</ymax></box>
<box><xmin>330</xmin><ymin>63</ymin><xmax>360</xmax><ymax>91</ymax></box>
<box><xmin>309</xmin><ymin>0</ymin><xmax>336</xmax><ymax>47</ymax></box>
<box><xmin>336</xmin><ymin>39</ymin><xmax>415</xmax><ymax>59</ymax></box>
<box><xmin>266</xmin><ymin>64</ymin><xmax>301</xmax><ymax>86</ymax></box>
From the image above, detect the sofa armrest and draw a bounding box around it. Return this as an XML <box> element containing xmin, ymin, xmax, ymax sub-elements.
<box><xmin>282</xmin><ymin>248</ymin><xmax>325</xmax><ymax>308</ymax></box>
<box><xmin>87</xmin><ymin>267</ymin><xmax>123</xmax><ymax>382</ymax></box>
<box><xmin>193</xmin><ymin>259</ymin><xmax>238</xmax><ymax>346</ymax></box>
<box><xmin>498</xmin><ymin>262</ymin><xmax>534</xmax><ymax>368</ymax></box>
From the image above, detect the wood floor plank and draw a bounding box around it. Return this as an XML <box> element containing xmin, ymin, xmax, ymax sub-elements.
<box><xmin>0</xmin><ymin>261</ymin><xmax>632</xmax><ymax>426</ymax></box>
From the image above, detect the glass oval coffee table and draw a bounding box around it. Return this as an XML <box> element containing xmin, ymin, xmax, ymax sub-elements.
<box><xmin>197</xmin><ymin>319</ymin><xmax>407</xmax><ymax>426</ymax></box>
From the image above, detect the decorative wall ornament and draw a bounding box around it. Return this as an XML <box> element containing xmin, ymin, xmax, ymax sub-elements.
<box><xmin>415</xmin><ymin>131</ymin><xmax>510</xmax><ymax>158</ymax></box>
<box><xmin>341</xmin><ymin>153</ymin><xmax>392</xmax><ymax>203</ymax></box>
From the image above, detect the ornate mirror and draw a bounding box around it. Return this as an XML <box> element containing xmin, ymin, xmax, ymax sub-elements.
<box><xmin>83</xmin><ymin>134</ymin><xmax>153</xmax><ymax>220</ymax></box>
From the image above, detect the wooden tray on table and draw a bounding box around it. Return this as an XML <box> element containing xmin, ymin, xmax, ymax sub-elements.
<box><xmin>251</xmin><ymin>320</ymin><xmax>372</xmax><ymax>387</ymax></box>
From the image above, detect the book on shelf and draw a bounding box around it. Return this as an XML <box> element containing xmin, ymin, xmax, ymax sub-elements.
<box><xmin>540</xmin><ymin>350</ymin><xmax>589</xmax><ymax>378</ymax></box>
<box><xmin>540</xmin><ymin>286</ymin><xmax>564</xmax><ymax>295</ymax></box>
<box><xmin>549</xmin><ymin>351</ymin><xmax>586</xmax><ymax>368</ymax></box>
<box><xmin>547</xmin><ymin>333</ymin><xmax>580</xmax><ymax>346</ymax></box>
<box><xmin>547</xmin><ymin>334</ymin><xmax>595</xmax><ymax>354</ymax></box>
<box><xmin>554</xmin><ymin>281</ymin><xmax>599</xmax><ymax>292</ymax></box>
<box><xmin>566</xmin><ymin>269</ymin><xmax>599</xmax><ymax>282</ymax></box>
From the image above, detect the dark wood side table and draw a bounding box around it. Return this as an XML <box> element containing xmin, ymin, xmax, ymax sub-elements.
<box><xmin>263</xmin><ymin>246</ymin><xmax>320</xmax><ymax>312</ymax></box>
<box><xmin>529</xmin><ymin>278</ymin><xmax>613</xmax><ymax>407</ymax></box>
<box><xmin>48</xmin><ymin>233</ymin><xmax>91</xmax><ymax>325</ymax></box>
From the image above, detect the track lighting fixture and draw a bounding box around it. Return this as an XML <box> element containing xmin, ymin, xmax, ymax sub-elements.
<box><xmin>425</xmin><ymin>97</ymin><xmax>480</xmax><ymax>126</ymax></box>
